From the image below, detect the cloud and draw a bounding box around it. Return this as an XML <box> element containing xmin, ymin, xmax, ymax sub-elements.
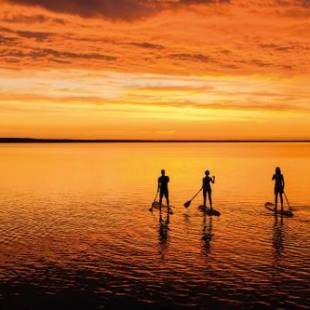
<box><xmin>0</xmin><ymin>48</ymin><xmax>117</xmax><ymax>62</ymax></box>
<box><xmin>169</xmin><ymin>53</ymin><xmax>210</xmax><ymax>63</ymax></box>
<box><xmin>6</xmin><ymin>0</ymin><xmax>157</xmax><ymax>20</ymax></box>
<box><xmin>3</xmin><ymin>0</ymin><xmax>310</xmax><ymax>22</ymax></box>
<box><xmin>129</xmin><ymin>42</ymin><xmax>165</xmax><ymax>50</ymax></box>
<box><xmin>0</xmin><ymin>25</ymin><xmax>52</xmax><ymax>42</ymax></box>
<box><xmin>16</xmin><ymin>30</ymin><xmax>52</xmax><ymax>41</ymax></box>
<box><xmin>259</xmin><ymin>42</ymin><xmax>309</xmax><ymax>52</ymax></box>
<box><xmin>1</xmin><ymin>0</ymin><xmax>310</xmax><ymax>75</ymax></box>
<box><xmin>1</xmin><ymin>12</ymin><xmax>64</xmax><ymax>24</ymax></box>
<box><xmin>6</xmin><ymin>0</ymin><xmax>230</xmax><ymax>20</ymax></box>
<box><xmin>0</xmin><ymin>34</ymin><xmax>17</xmax><ymax>45</ymax></box>
<box><xmin>1</xmin><ymin>68</ymin><xmax>309</xmax><ymax>139</ymax></box>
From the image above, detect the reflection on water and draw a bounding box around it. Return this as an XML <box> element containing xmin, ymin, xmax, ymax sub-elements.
<box><xmin>0</xmin><ymin>143</ymin><xmax>309</xmax><ymax>309</ymax></box>
<box><xmin>273</xmin><ymin>215</ymin><xmax>285</xmax><ymax>261</ymax></box>
<box><xmin>202</xmin><ymin>215</ymin><xmax>213</xmax><ymax>255</ymax></box>
<box><xmin>158</xmin><ymin>209</ymin><xmax>171</xmax><ymax>260</ymax></box>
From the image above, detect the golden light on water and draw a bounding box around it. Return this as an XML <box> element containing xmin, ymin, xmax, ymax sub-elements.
<box><xmin>0</xmin><ymin>143</ymin><xmax>309</xmax><ymax>308</ymax></box>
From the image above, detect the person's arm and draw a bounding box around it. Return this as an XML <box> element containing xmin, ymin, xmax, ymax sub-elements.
<box><xmin>212</xmin><ymin>176</ymin><xmax>215</xmax><ymax>184</ymax></box>
<box><xmin>282</xmin><ymin>175</ymin><xmax>285</xmax><ymax>189</ymax></box>
<box><xmin>272</xmin><ymin>174</ymin><xmax>275</xmax><ymax>181</ymax></box>
<box><xmin>157</xmin><ymin>178</ymin><xmax>161</xmax><ymax>192</ymax></box>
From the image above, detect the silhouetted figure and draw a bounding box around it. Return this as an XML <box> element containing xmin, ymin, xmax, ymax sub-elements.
<box><xmin>158</xmin><ymin>169</ymin><xmax>170</xmax><ymax>209</ymax></box>
<box><xmin>202</xmin><ymin>170</ymin><xmax>215</xmax><ymax>210</ymax></box>
<box><xmin>272</xmin><ymin>167</ymin><xmax>285</xmax><ymax>213</ymax></box>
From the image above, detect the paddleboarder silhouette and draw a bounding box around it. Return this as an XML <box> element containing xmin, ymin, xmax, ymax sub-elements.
<box><xmin>202</xmin><ymin>170</ymin><xmax>215</xmax><ymax>210</ymax></box>
<box><xmin>158</xmin><ymin>169</ymin><xmax>170</xmax><ymax>209</ymax></box>
<box><xmin>272</xmin><ymin>167</ymin><xmax>285</xmax><ymax>213</ymax></box>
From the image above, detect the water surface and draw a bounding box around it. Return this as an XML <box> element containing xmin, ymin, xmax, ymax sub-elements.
<box><xmin>0</xmin><ymin>143</ymin><xmax>309</xmax><ymax>309</ymax></box>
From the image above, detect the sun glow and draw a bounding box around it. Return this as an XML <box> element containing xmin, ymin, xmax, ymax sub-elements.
<box><xmin>0</xmin><ymin>0</ymin><xmax>309</xmax><ymax>139</ymax></box>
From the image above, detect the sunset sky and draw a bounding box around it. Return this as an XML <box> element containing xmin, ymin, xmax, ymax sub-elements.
<box><xmin>0</xmin><ymin>0</ymin><xmax>310</xmax><ymax>139</ymax></box>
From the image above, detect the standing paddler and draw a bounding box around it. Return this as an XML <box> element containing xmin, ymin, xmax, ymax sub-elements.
<box><xmin>272</xmin><ymin>167</ymin><xmax>285</xmax><ymax>213</ymax></box>
<box><xmin>158</xmin><ymin>169</ymin><xmax>170</xmax><ymax>210</ymax></box>
<box><xmin>202</xmin><ymin>170</ymin><xmax>215</xmax><ymax>210</ymax></box>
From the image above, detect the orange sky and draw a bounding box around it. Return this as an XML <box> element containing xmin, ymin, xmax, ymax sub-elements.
<box><xmin>0</xmin><ymin>0</ymin><xmax>310</xmax><ymax>139</ymax></box>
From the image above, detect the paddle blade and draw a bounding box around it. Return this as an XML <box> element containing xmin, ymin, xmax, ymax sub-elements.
<box><xmin>264</xmin><ymin>202</ymin><xmax>274</xmax><ymax>207</ymax></box>
<box><xmin>184</xmin><ymin>200</ymin><xmax>192</xmax><ymax>208</ymax></box>
<box><xmin>283</xmin><ymin>210</ymin><xmax>294</xmax><ymax>217</ymax></box>
<box><xmin>152</xmin><ymin>201</ymin><xmax>160</xmax><ymax>208</ymax></box>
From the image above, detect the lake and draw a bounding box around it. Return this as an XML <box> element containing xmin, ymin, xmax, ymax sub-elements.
<box><xmin>0</xmin><ymin>143</ymin><xmax>309</xmax><ymax>309</ymax></box>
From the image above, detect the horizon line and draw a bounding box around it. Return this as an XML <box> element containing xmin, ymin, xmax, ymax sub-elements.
<box><xmin>1</xmin><ymin>138</ymin><xmax>310</xmax><ymax>143</ymax></box>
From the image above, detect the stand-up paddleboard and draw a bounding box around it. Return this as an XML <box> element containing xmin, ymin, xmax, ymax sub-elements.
<box><xmin>198</xmin><ymin>205</ymin><xmax>221</xmax><ymax>217</ymax></box>
<box><xmin>150</xmin><ymin>202</ymin><xmax>174</xmax><ymax>214</ymax></box>
<box><xmin>264</xmin><ymin>202</ymin><xmax>293</xmax><ymax>217</ymax></box>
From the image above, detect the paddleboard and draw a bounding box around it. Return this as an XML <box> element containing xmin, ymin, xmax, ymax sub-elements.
<box><xmin>198</xmin><ymin>205</ymin><xmax>221</xmax><ymax>217</ymax></box>
<box><xmin>152</xmin><ymin>203</ymin><xmax>173</xmax><ymax>209</ymax></box>
<box><xmin>264</xmin><ymin>203</ymin><xmax>293</xmax><ymax>217</ymax></box>
<box><xmin>150</xmin><ymin>203</ymin><xmax>174</xmax><ymax>214</ymax></box>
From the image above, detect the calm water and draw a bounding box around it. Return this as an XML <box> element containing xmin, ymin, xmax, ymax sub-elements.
<box><xmin>0</xmin><ymin>143</ymin><xmax>309</xmax><ymax>309</ymax></box>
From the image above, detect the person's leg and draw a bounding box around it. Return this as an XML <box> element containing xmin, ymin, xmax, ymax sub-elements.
<box><xmin>280</xmin><ymin>192</ymin><xmax>284</xmax><ymax>212</ymax></box>
<box><xmin>274</xmin><ymin>191</ymin><xmax>278</xmax><ymax>211</ymax></box>
<box><xmin>165</xmin><ymin>191</ymin><xmax>172</xmax><ymax>214</ymax></box>
<box><xmin>208</xmin><ymin>190</ymin><xmax>213</xmax><ymax>210</ymax></box>
<box><xmin>203</xmin><ymin>190</ymin><xmax>207</xmax><ymax>208</ymax></box>
<box><xmin>165</xmin><ymin>191</ymin><xmax>170</xmax><ymax>207</ymax></box>
<box><xmin>159</xmin><ymin>191</ymin><xmax>163</xmax><ymax>210</ymax></box>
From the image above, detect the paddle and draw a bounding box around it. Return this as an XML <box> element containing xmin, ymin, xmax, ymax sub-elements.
<box><xmin>149</xmin><ymin>190</ymin><xmax>159</xmax><ymax>212</ymax></box>
<box><xmin>284</xmin><ymin>192</ymin><xmax>292</xmax><ymax>211</ymax></box>
<box><xmin>184</xmin><ymin>187</ymin><xmax>202</xmax><ymax>208</ymax></box>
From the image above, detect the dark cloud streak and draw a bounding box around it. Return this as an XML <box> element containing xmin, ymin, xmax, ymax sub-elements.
<box><xmin>169</xmin><ymin>53</ymin><xmax>210</xmax><ymax>63</ymax></box>
<box><xmin>129</xmin><ymin>42</ymin><xmax>165</xmax><ymax>50</ymax></box>
<box><xmin>0</xmin><ymin>47</ymin><xmax>117</xmax><ymax>61</ymax></box>
<box><xmin>6</xmin><ymin>0</ymin><xmax>230</xmax><ymax>20</ymax></box>
<box><xmin>16</xmin><ymin>30</ymin><xmax>52</xmax><ymax>41</ymax></box>
<box><xmin>7</xmin><ymin>0</ymin><xmax>155</xmax><ymax>20</ymax></box>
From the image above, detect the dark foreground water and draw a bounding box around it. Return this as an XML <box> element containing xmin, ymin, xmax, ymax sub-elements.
<box><xmin>0</xmin><ymin>143</ymin><xmax>309</xmax><ymax>309</ymax></box>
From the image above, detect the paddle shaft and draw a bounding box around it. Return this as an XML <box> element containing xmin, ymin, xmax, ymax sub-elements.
<box><xmin>190</xmin><ymin>187</ymin><xmax>203</xmax><ymax>202</ymax></box>
<box><xmin>152</xmin><ymin>190</ymin><xmax>159</xmax><ymax>204</ymax></box>
<box><xmin>149</xmin><ymin>190</ymin><xmax>159</xmax><ymax>211</ymax></box>
<box><xmin>284</xmin><ymin>192</ymin><xmax>291</xmax><ymax>210</ymax></box>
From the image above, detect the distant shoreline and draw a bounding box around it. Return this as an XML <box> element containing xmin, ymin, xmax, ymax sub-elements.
<box><xmin>0</xmin><ymin>138</ymin><xmax>310</xmax><ymax>143</ymax></box>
